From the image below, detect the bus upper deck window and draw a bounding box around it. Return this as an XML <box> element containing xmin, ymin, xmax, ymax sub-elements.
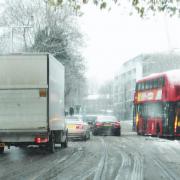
<box><xmin>137</xmin><ymin>83</ymin><xmax>140</xmax><ymax>91</ymax></box>
<box><xmin>135</xmin><ymin>83</ymin><xmax>138</xmax><ymax>90</ymax></box>
<box><xmin>142</xmin><ymin>82</ymin><xmax>145</xmax><ymax>90</ymax></box>
<box><xmin>161</xmin><ymin>77</ymin><xmax>165</xmax><ymax>87</ymax></box>
<box><xmin>157</xmin><ymin>77</ymin><xmax>165</xmax><ymax>88</ymax></box>
<box><xmin>149</xmin><ymin>80</ymin><xmax>153</xmax><ymax>89</ymax></box>
<box><xmin>154</xmin><ymin>79</ymin><xmax>158</xmax><ymax>88</ymax></box>
<box><xmin>145</xmin><ymin>81</ymin><xmax>149</xmax><ymax>90</ymax></box>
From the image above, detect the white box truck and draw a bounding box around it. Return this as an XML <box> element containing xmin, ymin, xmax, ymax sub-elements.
<box><xmin>0</xmin><ymin>54</ymin><xmax>68</xmax><ymax>153</ymax></box>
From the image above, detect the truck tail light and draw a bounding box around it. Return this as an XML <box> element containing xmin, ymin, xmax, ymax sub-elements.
<box><xmin>34</xmin><ymin>137</ymin><xmax>48</xmax><ymax>144</ymax></box>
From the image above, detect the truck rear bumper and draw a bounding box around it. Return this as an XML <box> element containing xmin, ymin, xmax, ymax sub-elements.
<box><xmin>0</xmin><ymin>131</ymin><xmax>48</xmax><ymax>145</ymax></box>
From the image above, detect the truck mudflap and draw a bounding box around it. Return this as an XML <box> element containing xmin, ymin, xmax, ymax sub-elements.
<box><xmin>0</xmin><ymin>143</ymin><xmax>5</xmax><ymax>153</ymax></box>
<box><xmin>0</xmin><ymin>143</ymin><xmax>5</xmax><ymax>148</ymax></box>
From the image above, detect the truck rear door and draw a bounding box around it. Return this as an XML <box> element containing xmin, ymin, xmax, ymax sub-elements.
<box><xmin>0</xmin><ymin>55</ymin><xmax>48</xmax><ymax>132</ymax></box>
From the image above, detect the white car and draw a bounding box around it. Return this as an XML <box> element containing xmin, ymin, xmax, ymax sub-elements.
<box><xmin>66</xmin><ymin>115</ymin><xmax>90</xmax><ymax>141</ymax></box>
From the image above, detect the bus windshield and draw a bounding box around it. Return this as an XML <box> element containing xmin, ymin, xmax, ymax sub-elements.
<box><xmin>138</xmin><ymin>103</ymin><xmax>163</xmax><ymax>118</ymax></box>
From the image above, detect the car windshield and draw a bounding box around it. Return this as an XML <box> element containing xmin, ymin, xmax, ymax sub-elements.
<box><xmin>83</xmin><ymin>116</ymin><xmax>97</xmax><ymax>122</ymax></box>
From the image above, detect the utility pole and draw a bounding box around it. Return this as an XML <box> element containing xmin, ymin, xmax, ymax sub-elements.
<box><xmin>11</xmin><ymin>26</ymin><xmax>32</xmax><ymax>53</ymax></box>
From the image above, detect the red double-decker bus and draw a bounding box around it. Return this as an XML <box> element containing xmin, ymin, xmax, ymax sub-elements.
<box><xmin>133</xmin><ymin>70</ymin><xmax>180</xmax><ymax>137</ymax></box>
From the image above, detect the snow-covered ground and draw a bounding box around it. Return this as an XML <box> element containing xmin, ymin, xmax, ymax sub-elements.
<box><xmin>0</xmin><ymin>121</ymin><xmax>180</xmax><ymax>180</ymax></box>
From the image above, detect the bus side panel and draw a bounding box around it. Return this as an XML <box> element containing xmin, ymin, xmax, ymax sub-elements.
<box><xmin>146</xmin><ymin>118</ymin><xmax>162</xmax><ymax>136</ymax></box>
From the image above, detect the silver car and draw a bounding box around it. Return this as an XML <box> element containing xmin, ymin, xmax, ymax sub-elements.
<box><xmin>66</xmin><ymin>115</ymin><xmax>90</xmax><ymax>141</ymax></box>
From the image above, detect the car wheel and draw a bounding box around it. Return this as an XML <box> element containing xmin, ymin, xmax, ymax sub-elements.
<box><xmin>87</xmin><ymin>132</ymin><xmax>90</xmax><ymax>140</ymax></box>
<box><xmin>116</xmin><ymin>130</ymin><xmax>121</xmax><ymax>136</ymax></box>
<box><xmin>61</xmin><ymin>135</ymin><xmax>68</xmax><ymax>148</ymax></box>
<box><xmin>92</xmin><ymin>131</ymin><xmax>97</xmax><ymax>136</ymax></box>
<box><xmin>83</xmin><ymin>135</ymin><xmax>87</xmax><ymax>141</ymax></box>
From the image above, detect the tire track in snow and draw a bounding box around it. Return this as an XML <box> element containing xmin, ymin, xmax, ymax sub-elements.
<box><xmin>93</xmin><ymin>137</ymin><xmax>108</xmax><ymax>180</ymax></box>
<box><xmin>153</xmin><ymin>159</ymin><xmax>177</xmax><ymax>180</ymax></box>
<box><xmin>131</xmin><ymin>153</ymin><xmax>143</xmax><ymax>180</ymax></box>
<box><xmin>114</xmin><ymin>148</ymin><xmax>131</xmax><ymax>180</ymax></box>
<box><xmin>37</xmin><ymin>148</ymin><xmax>85</xmax><ymax>180</ymax></box>
<box><xmin>111</xmin><ymin>135</ymin><xmax>144</xmax><ymax>180</ymax></box>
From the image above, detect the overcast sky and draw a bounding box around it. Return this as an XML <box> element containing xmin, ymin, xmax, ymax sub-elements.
<box><xmin>80</xmin><ymin>5</ymin><xmax>180</xmax><ymax>83</ymax></box>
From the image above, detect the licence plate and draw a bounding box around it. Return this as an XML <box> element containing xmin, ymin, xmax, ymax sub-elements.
<box><xmin>0</xmin><ymin>143</ymin><xmax>5</xmax><ymax>147</ymax></box>
<box><xmin>67</xmin><ymin>124</ymin><xmax>75</xmax><ymax>129</ymax></box>
<box><xmin>178</xmin><ymin>122</ymin><xmax>180</xmax><ymax>126</ymax></box>
<box><xmin>104</xmin><ymin>124</ymin><xmax>111</xmax><ymax>127</ymax></box>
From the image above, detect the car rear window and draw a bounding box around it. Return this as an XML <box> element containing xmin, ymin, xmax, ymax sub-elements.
<box><xmin>97</xmin><ymin>116</ymin><xmax>117</xmax><ymax>123</ymax></box>
<box><xmin>84</xmin><ymin>116</ymin><xmax>97</xmax><ymax>122</ymax></box>
<box><xmin>65</xmin><ymin>116</ymin><xmax>82</xmax><ymax>122</ymax></box>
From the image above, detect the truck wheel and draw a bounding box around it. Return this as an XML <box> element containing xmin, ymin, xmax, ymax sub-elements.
<box><xmin>0</xmin><ymin>147</ymin><xmax>4</xmax><ymax>154</ymax></box>
<box><xmin>49</xmin><ymin>135</ymin><xmax>55</xmax><ymax>153</ymax></box>
<box><xmin>88</xmin><ymin>132</ymin><xmax>91</xmax><ymax>140</ymax></box>
<box><xmin>49</xmin><ymin>140</ymin><xmax>55</xmax><ymax>153</ymax></box>
<box><xmin>61</xmin><ymin>136</ymin><xmax>68</xmax><ymax>148</ymax></box>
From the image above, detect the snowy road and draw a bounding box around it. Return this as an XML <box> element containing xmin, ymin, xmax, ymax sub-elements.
<box><xmin>1</xmin><ymin>121</ymin><xmax>180</xmax><ymax>180</ymax></box>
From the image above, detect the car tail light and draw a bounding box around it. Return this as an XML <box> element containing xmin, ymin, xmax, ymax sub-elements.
<box><xmin>34</xmin><ymin>137</ymin><xmax>48</xmax><ymax>144</ymax></box>
<box><xmin>114</xmin><ymin>122</ymin><xmax>120</xmax><ymax>128</ymax></box>
<box><xmin>76</xmin><ymin>124</ymin><xmax>84</xmax><ymax>129</ymax></box>
<box><xmin>96</xmin><ymin>122</ymin><xmax>103</xmax><ymax>127</ymax></box>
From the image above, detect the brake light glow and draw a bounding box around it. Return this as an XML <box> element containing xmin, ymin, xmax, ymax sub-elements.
<box><xmin>96</xmin><ymin>122</ymin><xmax>103</xmax><ymax>127</ymax></box>
<box><xmin>76</xmin><ymin>124</ymin><xmax>84</xmax><ymax>129</ymax></box>
<box><xmin>34</xmin><ymin>137</ymin><xmax>48</xmax><ymax>144</ymax></box>
<box><xmin>114</xmin><ymin>122</ymin><xmax>120</xmax><ymax>128</ymax></box>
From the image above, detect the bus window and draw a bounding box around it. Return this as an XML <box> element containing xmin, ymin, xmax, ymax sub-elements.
<box><xmin>145</xmin><ymin>81</ymin><xmax>149</xmax><ymax>89</ymax></box>
<box><xmin>158</xmin><ymin>77</ymin><xmax>164</xmax><ymax>88</ymax></box>
<box><xmin>138</xmin><ymin>83</ymin><xmax>141</xmax><ymax>91</ymax></box>
<box><xmin>138</xmin><ymin>83</ymin><xmax>141</xmax><ymax>90</ymax></box>
<box><xmin>157</xmin><ymin>78</ymin><xmax>161</xmax><ymax>87</ymax></box>
<box><xmin>144</xmin><ymin>82</ymin><xmax>147</xmax><ymax>90</ymax></box>
<box><xmin>154</xmin><ymin>79</ymin><xmax>158</xmax><ymax>88</ymax></box>
<box><xmin>149</xmin><ymin>80</ymin><xmax>153</xmax><ymax>89</ymax></box>
<box><xmin>142</xmin><ymin>82</ymin><xmax>145</xmax><ymax>90</ymax></box>
<box><xmin>135</xmin><ymin>83</ymin><xmax>138</xmax><ymax>90</ymax></box>
<box><xmin>160</xmin><ymin>77</ymin><xmax>165</xmax><ymax>87</ymax></box>
<box><xmin>147</xmin><ymin>103</ymin><xmax>163</xmax><ymax>118</ymax></box>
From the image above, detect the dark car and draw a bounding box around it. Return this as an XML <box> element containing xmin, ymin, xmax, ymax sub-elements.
<box><xmin>92</xmin><ymin>115</ymin><xmax>121</xmax><ymax>136</ymax></box>
<box><xmin>83</xmin><ymin>115</ymin><xmax>98</xmax><ymax>130</ymax></box>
